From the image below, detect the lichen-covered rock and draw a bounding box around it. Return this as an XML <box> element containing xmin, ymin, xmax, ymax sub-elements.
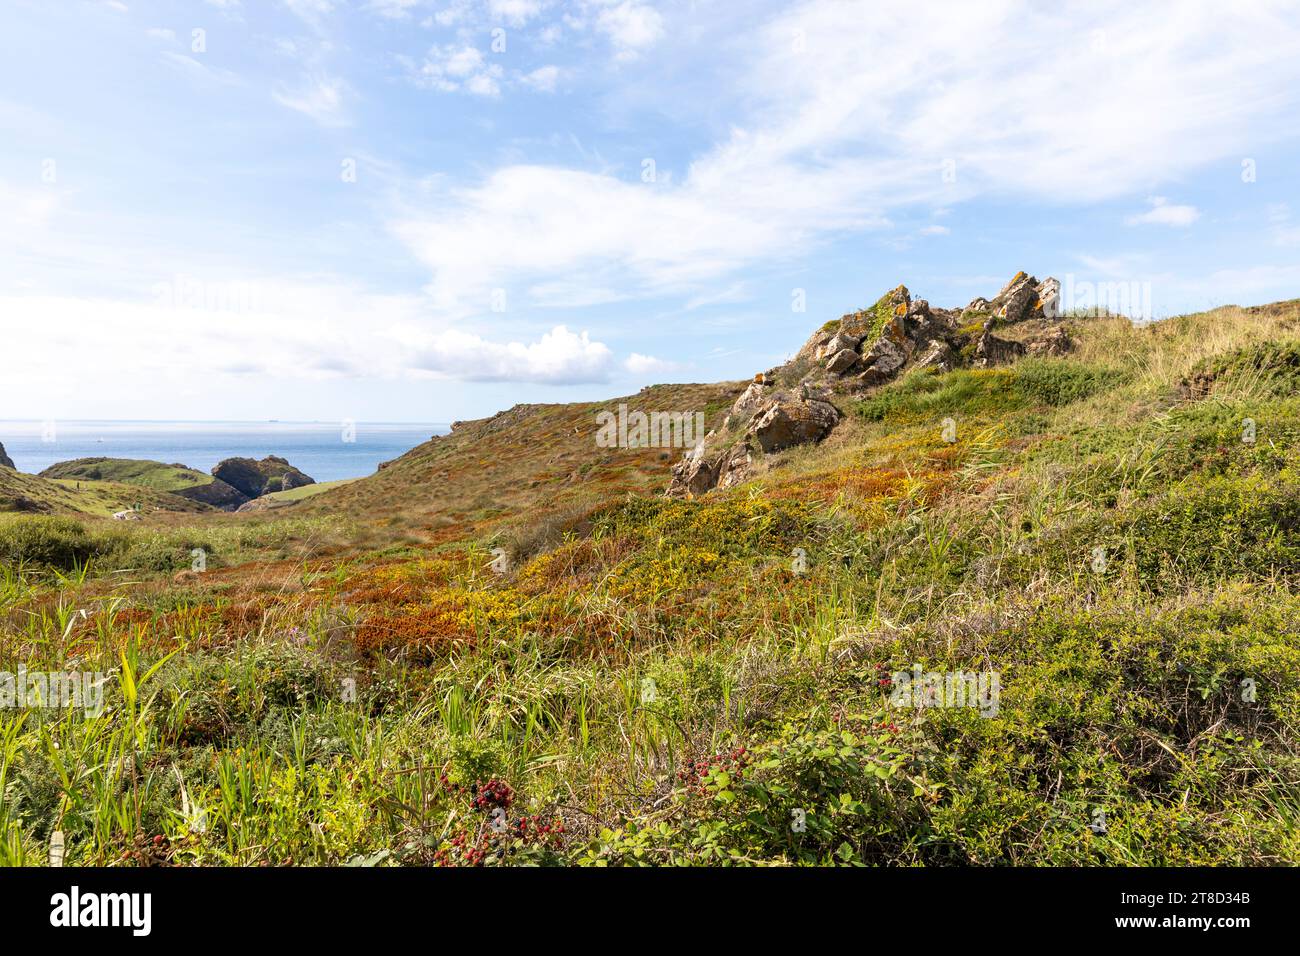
<box><xmin>915</xmin><ymin>340</ymin><xmax>957</xmax><ymax>372</ymax></box>
<box><xmin>825</xmin><ymin>347</ymin><xmax>861</xmax><ymax>374</ymax></box>
<box><xmin>1036</xmin><ymin>277</ymin><xmax>1061</xmax><ymax>318</ymax></box>
<box><xmin>989</xmin><ymin>271</ymin><xmax>1061</xmax><ymax>325</ymax></box>
<box><xmin>992</xmin><ymin>271</ymin><xmax>1039</xmax><ymax>324</ymax></box>
<box><xmin>714</xmin><ymin>442</ymin><xmax>756</xmax><ymax>490</ymax></box>
<box><xmin>857</xmin><ymin>327</ymin><xmax>912</xmax><ymax>384</ymax></box>
<box><xmin>751</xmin><ymin>396</ymin><xmax>839</xmax><ymax>452</ymax></box>
<box><xmin>815</xmin><ymin>331</ymin><xmax>863</xmax><ymax>362</ymax></box>
<box><xmin>668</xmin><ymin>269</ymin><xmax>1062</xmax><ymax>498</ymax></box>
<box><xmin>725</xmin><ymin>380</ymin><xmax>771</xmax><ymax>431</ymax></box>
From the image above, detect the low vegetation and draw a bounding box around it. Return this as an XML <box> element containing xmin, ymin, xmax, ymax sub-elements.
<box><xmin>2</xmin><ymin>301</ymin><xmax>1299</xmax><ymax>866</ymax></box>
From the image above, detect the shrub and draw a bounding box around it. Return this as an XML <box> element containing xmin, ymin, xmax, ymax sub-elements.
<box><xmin>1011</xmin><ymin>358</ymin><xmax>1113</xmax><ymax>407</ymax></box>
<box><xmin>0</xmin><ymin>516</ymin><xmax>101</xmax><ymax>569</ymax></box>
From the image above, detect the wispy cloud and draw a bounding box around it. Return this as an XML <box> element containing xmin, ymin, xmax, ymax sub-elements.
<box><xmin>282</xmin><ymin>0</ymin><xmax>336</xmax><ymax>32</ymax></box>
<box><xmin>161</xmin><ymin>52</ymin><xmax>241</xmax><ymax>86</ymax></box>
<box><xmin>389</xmin><ymin>0</ymin><xmax>1300</xmax><ymax>312</ymax></box>
<box><xmin>273</xmin><ymin>72</ymin><xmax>351</xmax><ymax>125</ymax></box>
<box><xmin>1126</xmin><ymin>196</ymin><xmax>1200</xmax><ymax>227</ymax></box>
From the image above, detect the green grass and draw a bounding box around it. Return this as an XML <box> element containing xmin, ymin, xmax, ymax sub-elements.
<box><xmin>263</xmin><ymin>477</ymin><xmax>358</xmax><ymax>502</ymax></box>
<box><xmin>39</xmin><ymin>458</ymin><xmax>216</xmax><ymax>493</ymax></box>
<box><xmin>2</xmin><ymin>299</ymin><xmax>1300</xmax><ymax>867</ymax></box>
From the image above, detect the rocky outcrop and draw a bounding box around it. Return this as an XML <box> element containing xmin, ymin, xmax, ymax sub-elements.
<box><xmin>0</xmin><ymin>442</ymin><xmax>14</xmax><ymax>470</ymax></box>
<box><xmin>972</xmin><ymin>318</ymin><xmax>1027</xmax><ymax>367</ymax></box>
<box><xmin>751</xmin><ymin>393</ymin><xmax>839</xmax><ymax>452</ymax></box>
<box><xmin>802</xmin><ymin>285</ymin><xmax>966</xmax><ymax>390</ymax></box>
<box><xmin>667</xmin><ymin>270</ymin><xmax>1064</xmax><ymax>497</ymax></box>
<box><xmin>986</xmin><ymin>272</ymin><xmax>1060</xmax><ymax>326</ymax></box>
<box><xmin>668</xmin><ymin>381</ymin><xmax>839</xmax><ymax>497</ymax></box>
<box><xmin>212</xmin><ymin>456</ymin><xmax>314</xmax><ymax>500</ymax></box>
<box><xmin>175</xmin><ymin>479</ymin><xmax>249</xmax><ymax>510</ymax></box>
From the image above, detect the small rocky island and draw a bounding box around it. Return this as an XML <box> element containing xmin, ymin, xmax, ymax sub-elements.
<box><xmin>32</xmin><ymin>454</ymin><xmax>315</xmax><ymax>513</ymax></box>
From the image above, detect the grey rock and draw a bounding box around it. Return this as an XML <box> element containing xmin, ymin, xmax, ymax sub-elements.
<box><xmin>751</xmin><ymin>397</ymin><xmax>839</xmax><ymax>453</ymax></box>
<box><xmin>825</xmin><ymin>347</ymin><xmax>862</xmax><ymax>374</ymax></box>
<box><xmin>729</xmin><ymin>380</ymin><xmax>770</xmax><ymax>426</ymax></box>
<box><xmin>974</xmin><ymin>322</ymin><xmax>1027</xmax><ymax>366</ymax></box>
<box><xmin>915</xmin><ymin>340</ymin><xmax>957</xmax><ymax>372</ymax></box>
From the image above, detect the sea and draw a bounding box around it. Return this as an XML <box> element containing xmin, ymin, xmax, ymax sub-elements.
<box><xmin>0</xmin><ymin>421</ymin><xmax>450</xmax><ymax>484</ymax></box>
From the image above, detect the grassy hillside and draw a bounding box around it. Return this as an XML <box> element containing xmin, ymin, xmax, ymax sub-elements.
<box><xmin>39</xmin><ymin>458</ymin><xmax>216</xmax><ymax>494</ymax></box>
<box><xmin>2</xmin><ymin>299</ymin><xmax>1300</xmax><ymax>866</ymax></box>
<box><xmin>262</xmin><ymin>477</ymin><xmax>358</xmax><ymax>503</ymax></box>
<box><xmin>296</xmin><ymin>382</ymin><xmax>741</xmax><ymax>540</ymax></box>
<box><xmin>0</xmin><ymin>465</ymin><xmax>212</xmax><ymax>517</ymax></box>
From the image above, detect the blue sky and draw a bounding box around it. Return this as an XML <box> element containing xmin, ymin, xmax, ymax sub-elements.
<box><xmin>2</xmin><ymin>0</ymin><xmax>1299</xmax><ymax>423</ymax></box>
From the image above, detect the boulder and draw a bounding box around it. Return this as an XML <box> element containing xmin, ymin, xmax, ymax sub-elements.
<box><xmin>915</xmin><ymin>340</ymin><xmax>957</xmax><ymax>372</ymax></box>
<box><xmin>1037</xmin><ymin>277</ymin><xmax>1062</xmax><ymax>318</ymax></box>
<box><xmin>857</xmin><ymin>328</ymin><xmax>912</xmax><ymax>384</ymax></box>
<box><xmin>815</xmin><ymin>331</ymin><xmax>863</xmax><ymax>361</ymax></box>
<box><xmin>714</xmin><ymin>442</ymin><xmax>757</xmax><ymax>491</ymax></box>
<box><xmin>989</xmin><ymin>271</ymin><xmax>1061</xmax><ymax>325</ymax></box>
<box><xmin>0</xmin><ymin>442</ymin><xmax>14</xmax><ymax>470</ymax></box>
<box><xmin>825</xmin><ymin>347</ymin><xmax>861</xmax><ymax>374</ymax></box>
<box><xmin>751</xmin><ymin>395</ymin><xmax>839</xmax><ymax>453</ymax></box>
<box><xmin>728</xmin><ymin>380</ymin><xmax>770</xmax><ymax>428</ymax></box>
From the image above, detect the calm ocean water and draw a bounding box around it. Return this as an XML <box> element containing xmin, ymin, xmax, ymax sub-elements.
<box><xmin>0</xmin><ymin>421</ymin><xmax>449</xmax><ymax>484</ymax></box>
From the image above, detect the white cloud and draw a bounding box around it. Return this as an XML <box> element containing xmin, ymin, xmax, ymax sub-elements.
<box><xmin>273</xmin><ymin>73</ymin><xmax>351</xmax><ymax>125</ymax></box>
<box><xmin>391</xmin><ymin>163</ymin><xmax>873</xmax><ymax>312</ymax></box>
<box><xmin>520</xmin><ymin>64</ymin><xmax>560</xmax><ymax>92</ymax></box>
<box><xmin>146</xmin><ymin>27</ymin><xmax>176</xmax><ymax>41</ymax></box>
<box><xmin>596</xmin><ymin>1</ymin><xmax>664</xmax><ymax>56</ymax></box>
<box><xmin>918</xmin><ymin>225</ymin><xmax>950</xmax><ymax>236</ymax></box>
<box><xmin>410</xmin><ymin>44</ymin><xmax>503</xmax><ymax>95</ymax></box>
<box><xmin>0</xmin><ymin>280</ymin><xmax>627</xmax><ymax>388</ymax></box>
<box><xmin>405</xmin><ymin>325</ymin><xmax>615</xmax><ymax>383</ymax></box>
<box><xmin>389</xmin><ymin>0</ymin><xmax>1300</xmax><ymax>311</ymax></box>
<box><xmin>1126</xmin><ymin>196</ymin><xmax>1200</xmax><ymax>227</ymax></box>
<box><xmin>489</xmin><ymin>0</ymin><xmax>546</xmax><ymax>27</ymax></box>
<box><xmin>624</xmin><ymin>352</ymin><xmax>676</xmax><ymax>376</ymax></box>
